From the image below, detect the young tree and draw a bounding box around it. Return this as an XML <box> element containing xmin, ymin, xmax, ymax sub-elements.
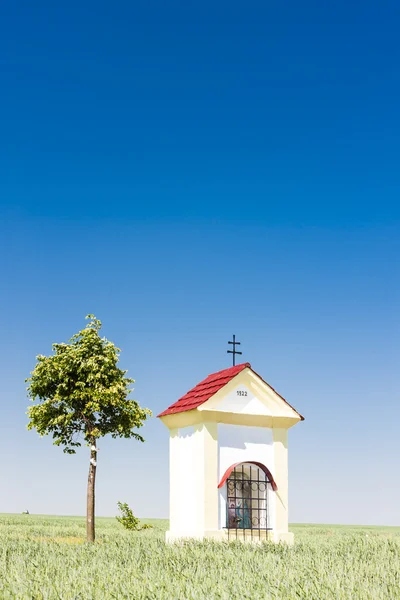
<box><xmin>26</xmin><ymin>315</ymin><xmax>151</xmax><ymax>542</ymax></box>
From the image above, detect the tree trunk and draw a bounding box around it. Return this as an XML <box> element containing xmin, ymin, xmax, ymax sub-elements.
<box><xmin>86</xmin><ymin>443</ymin><xmax>97</xmax><ymax>542</ymax></box>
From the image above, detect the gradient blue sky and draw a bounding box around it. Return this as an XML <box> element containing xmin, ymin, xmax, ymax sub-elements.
<box><xmin>1</xmin><ymin>2</ymin><xmax>399</xmax><ymax>525</ymax></box>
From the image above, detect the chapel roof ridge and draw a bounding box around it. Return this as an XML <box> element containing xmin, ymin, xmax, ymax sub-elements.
<box><xmin>207</xmin><ymin>362</ymin><xmax>251</xmax><ymax>377</ymax></box>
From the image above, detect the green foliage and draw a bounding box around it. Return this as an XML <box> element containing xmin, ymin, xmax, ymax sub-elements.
<box><xmin>1</xmin><ymin>516</ymin><xmax>400</xmax><ymax>599</ymax></box>
<box><xmin>116</xmin><ymin>501</ymin><xmax>153</xmax><ymax>531</ymax></box>
<box><xmin>26</xmin><ymin>315</ymin><xmax>152</xmax><ymax>452</ymax></box>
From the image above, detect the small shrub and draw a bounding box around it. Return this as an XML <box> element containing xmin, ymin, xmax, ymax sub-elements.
<box><xmin>116</xmin><ymin>502</ymin><xmax>152</xmax><ymax>531</ymax></box>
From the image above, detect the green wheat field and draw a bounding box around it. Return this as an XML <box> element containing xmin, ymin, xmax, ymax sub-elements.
<box><xmin>1</xmin><ymin>514</ymin><xmax>400</xmax><ymax>599</ymax></box>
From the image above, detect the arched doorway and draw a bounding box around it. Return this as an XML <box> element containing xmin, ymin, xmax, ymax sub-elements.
<box><xmin>223</xmin><ymin>462</ymin><xmax>274</xmax><ymax>537</ymax></box>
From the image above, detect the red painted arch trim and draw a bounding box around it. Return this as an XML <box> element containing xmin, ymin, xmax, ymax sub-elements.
<box><xmin>218</xmin><ymin>461</ymin><xmax>278</xmax><ymax>491</ymax></box>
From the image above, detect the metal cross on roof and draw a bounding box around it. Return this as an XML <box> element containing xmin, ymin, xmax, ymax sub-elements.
<box><xmin>227</xmin><ymin>334</ymin><xmax>242</xmax><ymax>366</ymax></box>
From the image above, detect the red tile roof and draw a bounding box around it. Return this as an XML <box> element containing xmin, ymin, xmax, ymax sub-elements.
<box><xmin>157</xmin><ymin>363</ymin><xmax>250</xmax><ymax>417</ymax></box>
<box><xmin>157</xmin><ymin>362</ymin><xmax>304</xmax><ymax>420</ymax></box>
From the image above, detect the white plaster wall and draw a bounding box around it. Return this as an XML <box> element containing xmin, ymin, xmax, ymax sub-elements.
<box><xmin>218</xmin><ymin>423</ymin><xmax>275</xmax><ymax>530</ymax></box>
<box><xmin>218</xmin><ymin>423</ymin><xmax>274</xmax><ymax>477</ymax></box>
<box><xmin>170</xmin><ymin>426</ymin><xmax>200</xmax><ymax>535</ymax></box>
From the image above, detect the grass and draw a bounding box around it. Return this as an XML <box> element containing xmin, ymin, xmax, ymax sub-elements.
<box><xmin>1</xmin><ymin>514</ymin><xmax>400</xmax><ymax>599</ymax></box>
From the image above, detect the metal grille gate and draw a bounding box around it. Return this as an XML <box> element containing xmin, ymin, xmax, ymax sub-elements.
<box><xmin>225</xmin><ymin>463</ymin><xmax>272</xmax><ymax>541</ymax></box>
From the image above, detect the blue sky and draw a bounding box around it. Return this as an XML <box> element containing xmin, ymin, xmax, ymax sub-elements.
<box><xmin>0</xmin><ymin>2</ymin><xmax>399</xmax><ymax>525</ymax></box>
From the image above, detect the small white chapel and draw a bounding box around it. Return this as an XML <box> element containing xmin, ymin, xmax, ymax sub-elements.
<box><xmin>158</xmin><ymin>362</ymin><xmax>304</xmax><ymax>544</ymax></box>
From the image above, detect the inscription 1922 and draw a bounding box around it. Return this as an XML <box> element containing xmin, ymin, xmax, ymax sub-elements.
<box><xmin>236</xmin><ymin>390</ymin><xmax>248</xmax><ymax>397</ymax></box>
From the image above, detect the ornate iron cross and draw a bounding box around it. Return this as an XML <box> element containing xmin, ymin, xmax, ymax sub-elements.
<box><xmin>227</xmin><ymin>334</ymin><xmax>242</xmax><ymax>366</ymax></box>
